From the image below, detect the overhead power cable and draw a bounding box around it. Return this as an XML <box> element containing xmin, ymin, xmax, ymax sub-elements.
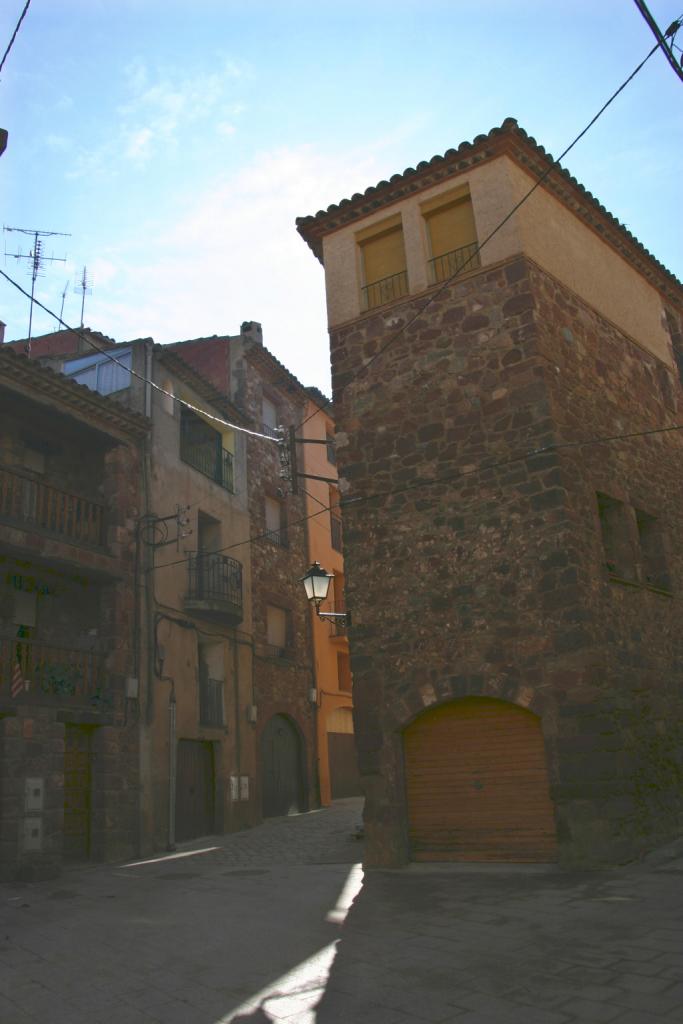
<box><xmin>0</xmin><ymin>268</ymin><xmax>279</xmax><ymax>443</ymax></box>
<box><xmin>152</xmin><ymin>416</ymin><xmax>683</xmax><ymax>573</ymax></box>
<box><xmin>295</xmin><ymin>39</ymin><xmax>661</xmax><ymax>433</ymax></box>
<box><xmin>0</xmin><ymin>0</ymin><xmax>31</xmax><ymax>77</ymax></box>
<box><xmin>632</xmin><ymin>1</ymin><xmax>683</xmax><ymax>82</ymax></box>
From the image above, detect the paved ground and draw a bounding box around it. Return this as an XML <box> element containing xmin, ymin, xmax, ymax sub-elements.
<box><xmin>1</xmin><ymin>799</ymin><xmax>683</xmax><ymax>1023</ymax></box>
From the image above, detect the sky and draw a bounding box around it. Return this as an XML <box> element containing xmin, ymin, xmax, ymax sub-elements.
<box><xmin>0</xmin><ymin>0</ymin><xmax>681</xmax><ymax>393</ymax></box>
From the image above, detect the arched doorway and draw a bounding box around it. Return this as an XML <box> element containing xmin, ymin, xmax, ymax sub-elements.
<box><xmin>326</xmin><ymin>706</ymin><xmax>362</xmax><ymax>799</ymax></box>
<box><xmin>261</xmin><ymin>714</ymin><xmax>305</xmax><ymax>818</ymax></box>
<box><xmin>403</xmin><ymin>697</ymin><xmax>557</xmax><ymax>862</ymax></box>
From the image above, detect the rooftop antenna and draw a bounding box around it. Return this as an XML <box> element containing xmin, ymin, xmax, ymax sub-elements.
<box><xmin>59</xmin><ymin>278</ymin><xmax>69</xmax><ymax>323</ymax></box>
<box><xmin>74</xmin><ymin>265</ymin><xmax>92</xmax><ymax>327</ymax></box>
<box><xmin>4</xmin><ymin>225</ymin><xmax>70</xmax><ymax>354</ymax></box>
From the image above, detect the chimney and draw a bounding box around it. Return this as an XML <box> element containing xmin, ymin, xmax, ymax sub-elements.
<box><xmin>0</xmin><ymin>321</ymin><xmax>5</xmax><ymax>345</ymax></box>
<box><xmin>240</xmin><ymin>320</ymin><xmax>263</xmax><ymax>346</ymax></box>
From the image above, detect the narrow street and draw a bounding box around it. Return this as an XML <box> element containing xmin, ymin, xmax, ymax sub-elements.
<box><xmin>1</xmin><ymin>798</ymin><xmax>683</xmax><ymax>1024</ymax></box>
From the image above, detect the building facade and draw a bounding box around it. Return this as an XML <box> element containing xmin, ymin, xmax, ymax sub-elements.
<box><xmin>171</xmin><ymin>323</ymin><xmax>319</xmax><ymax>817</ymax></box>
<box><xmin>300</xmin><ymin>388</ymin><xmax>360</xmax><ymax>805</ymax></box>
<box><xmin>297</xmin><ymin>118</ymin><xmax>683</xmax><ymax>868</ymax></box>
<box><xmin>0</xmin><ymin>347</ymin><xmax>147</xmax><ymax>880</ymax></box>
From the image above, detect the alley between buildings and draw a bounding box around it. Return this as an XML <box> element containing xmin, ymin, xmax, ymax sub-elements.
<box><xmin>2</xmin><ymin>797</ymin><xmax>683</xmax><ymax>1024</ymax></box>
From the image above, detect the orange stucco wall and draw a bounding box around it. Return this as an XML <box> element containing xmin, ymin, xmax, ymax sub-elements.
<box><xmin>301</xmin><ymin>398</ymin><xmax>353</xmax><ymax>805</ymax></box>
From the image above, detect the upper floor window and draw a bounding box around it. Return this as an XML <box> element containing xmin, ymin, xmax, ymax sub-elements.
<box><xmin>358</xmin><ymin>216</ymin><xmax>408</xmax><ymax>311</ymax></box>
<box><xmin>326</xmin><ymin>432</ymin><xmax>336</xmax><ymax>465</ymax></box>
<box><xmin>266</xmin><ymin>603</ymin><xmax>292</xmax><ymax>656</ymax></box>
<box><xmin>423</xmin><ymin>190</ymin><xmax>479</xmax><ymax>284</ymax></box>
<box><xmin>597</xmin><ymin>492</ymin><xmax>635</xmax><ymax>581</ymax></box>
<box><xmin>64</xmin><ymin>348</ymin><xmax>132</xmax><ymax>396</ymax></box>
<box><xmin>635</xmin><ymin>509</ymin><xmax>670</xmax><ymax>592</ymax></box>
<box><xmin>265</xmin><ymin>495</ymin><xmax>288</xmax><ymax>547</ymax></box>
<box><xmin>262</xmin><ymin>396</ymin><xmax>279</xmax><ymax>438</ymax></box>
<box><xmin>180</xmin><ymin>407</ymin><xmax>234</xmax><ymax>492</ymax></box>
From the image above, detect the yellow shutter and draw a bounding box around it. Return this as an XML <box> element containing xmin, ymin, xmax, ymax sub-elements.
<box><xmin>361</xmin><ymin>225</ymin><xmax>406</xmax><ymax>285</ymax></box>
<box><xmin>425</xmin><ymin>197</ymin><xmax>477</xmax><ymax>259</ymax></box>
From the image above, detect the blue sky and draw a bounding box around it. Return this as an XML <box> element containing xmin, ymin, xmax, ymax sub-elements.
<box><xmin>1</xmin><ymin>0</ymin><xmax>681</xmax><ymax>392</ymax></box>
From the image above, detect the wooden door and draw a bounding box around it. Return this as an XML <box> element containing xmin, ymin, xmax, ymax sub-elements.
<box><xmin>404</xmin><ymin>697</ymin><xmax>557</xmax><ymax>862</ymax></box>
<box><xmin>327</xmin><ymin>707</ymin><xmax>362</xmax><ymax>799</ymax></box>
<box><xmin>261</xmin><ymin>715</ymin><xmax>304</xmax><ymax>817</ymax></box>
<box><xmin>175</xmin><ymin>740</ymin><xmax>215</xmax><ymax>842</ymax></box>
<box><xmin>64</xmin><ymin>725</ymin><xmax>93</xmax><ymax>861</ymax></box>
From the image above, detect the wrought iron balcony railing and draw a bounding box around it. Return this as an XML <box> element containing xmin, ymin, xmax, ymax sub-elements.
<box><xmin>361</xmin><ymin>270</ymin><xmax>409</xmax><ymax>311</ymax></box>
<box><xmin>429</xmin><ymin>241</ymin><xmax>480</xmax><ymax>284</ymax></box>
<box><xmin>187</xmin><ymin>552</ymin><xmax>243</xmax><ymax>620</ymax></box>
<box><xmin>0</xmin><ymin>465</ymin><xmax>104</xmax><ymax>547</ymax></box>
<box><xmin>180</xmin><ymin>438</ymin><xmax>234</xmax><ymax>492</ymax></box>
<box><xmin>0</xmin><ymin>636</ymin><xmax>108</xmax><ymax>707</ymax></box>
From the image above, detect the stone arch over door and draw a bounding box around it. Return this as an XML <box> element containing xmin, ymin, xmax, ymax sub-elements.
<box><xmin>403</xmin><ymin>696</ymin><xmax>557</xmax><ymax>862</ymax></box>
<box><xmin>261</xmin><ymin>714</ymin><xmax>305</xmax><ymax>818</ymax></box>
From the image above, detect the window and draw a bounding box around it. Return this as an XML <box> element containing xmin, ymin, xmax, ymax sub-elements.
<box><xmin>265</xmin><ymin>496</ymin><xmax>288</xmax><ymax>547</ymax></box>
<box><xmin>198</xmin><ymin>641</ymin><xmax>224</xmax><ymax>727</ymax></box>
<box><xmin>597</xmin><ymin>493</ymin><xmax>635</xmax><ymax>581</ymax></box>
<box><xmin>326</xmin><ymin>432</ymin><xmax>336</xmax><ymax>465</ymax></box>
<box><xmin>358</xmin><ymin>216</ymin><xmax>408</xmax><ymax>310</ymax></box>
<box><xmin>64</xmin><ymin>348</ymin><xmax>132</xmax><ymax>395</ymax></box>
<box><xmin>329</xmin><ymin>485</ymin><xmax>342</xmax><ymax>552</ymax></box>
<box><xmin>266</xmin><ymin>604</ymin><xmax>292</xmax><ymax>655</ymax></box>
<box><xmin>262</xmin><ymin>396</ymin><xmax>279</xmax><ymax>438</ymax></box>
<box><xmin>180</xmin><ymin>407</ymin><xmax>234</xmax><ymax>491</ymax></box>
<box><xmin>423</xmin><ymin>191</ymin><xmax>479</xmax><ymax>283</ymax></box>
<box><xmin>635</xmin><ymin>510</ymin><xmax>670</xmax><ymax>591</ymax></box>
<box><xmin>337</xmin><ymin>652</ymin><xmax>352</xmax><ymax>693</ymax></box>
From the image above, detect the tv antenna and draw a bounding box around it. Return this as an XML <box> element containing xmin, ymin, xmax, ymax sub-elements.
<box><xmin>59</xmin><ymin>279</ymin><xmax>69</xmax><ymax>322</ymax></box>
<box><xmin>4</xmin><ymin>225</ymin><xmax>70</xmax><ymax>350</ymax></box>
<box><xmin>74</xmin><ymin>265</ymin><xmax>92</xmax><ymax>327</ymax></box>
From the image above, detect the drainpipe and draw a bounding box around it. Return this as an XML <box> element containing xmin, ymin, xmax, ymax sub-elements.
<box><xmin>168</xmin><ymin>687</ymin><xmax>176</xmax><ymax>851</ymax></box>
<box><xmin>233</xmin><ymin>637</ymin><xmax>241</xmax><ymax>778</ymax></box>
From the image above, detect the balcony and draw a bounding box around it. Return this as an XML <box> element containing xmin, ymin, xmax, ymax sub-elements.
<box><xmin>0</xmin><ymin>465</ymin><xmax>104</xmax><ymax>547</ymax></box>
<box><xmin>429</xmin><ymin>241</ymin><xmax>480</xmax><ymax>284</ymax></box>
<box><xmin>180</xmin><ymin>437</ymin><xmax>234</xmax><ymax>492</ymax></box>
<box><xmin>0</xmin><ymin>636</ymin><xmax>110</xmax><ymax>709</ymax></box>
<box><xmin>185</xmin><ymin>552</ymin><xmax>243</xmax><ymax>624</ymax></box>
<box><xmin>361</xmin><ymin>270</ymin><xmax>408</xmax><ymax>311</ymax></box>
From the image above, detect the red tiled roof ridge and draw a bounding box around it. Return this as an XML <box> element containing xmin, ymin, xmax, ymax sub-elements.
<box><xmin>295</xmin><ymin>117</ymin><xmax>682</xmax><ymax>295</ymax></box>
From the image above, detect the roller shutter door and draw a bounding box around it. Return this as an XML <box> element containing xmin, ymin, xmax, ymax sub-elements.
<box><xmin>404</xmin><ymin>697</ymin><xmax>557</xmax><ymax>862</ymax></box>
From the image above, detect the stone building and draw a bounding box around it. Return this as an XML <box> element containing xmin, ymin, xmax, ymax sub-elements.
<box><xmin>300</xmin><ymin>387</ymin><xmax>360</xmax><ymax>805</ymax></box>
<box><xmin>13</xmin><ymin>330</ymin><xmax>258</xmax><ymax>850</ymax></box>
<box><xmin>170</xmin><ymin>324</ymin><xmax>319</xmax><ymax>817</ymax></box>
<box><xmin>0</xmin><ymin>346</ymin><xmax>147</xmax><ymax>880</ymax></box>
<box><xmin>297</xmin><ymin>118</ymin><xmax>683</xmax><ymax>868</ymax></box>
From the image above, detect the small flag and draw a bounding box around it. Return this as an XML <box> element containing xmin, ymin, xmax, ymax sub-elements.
<box><xmin>11</xmin><ymin>655</ymin><xmax>26</xmax><ymax>698</ymax></box>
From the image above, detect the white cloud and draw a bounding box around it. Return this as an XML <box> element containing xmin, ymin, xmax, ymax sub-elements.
<box><xmin>216</xmin><ymin>121</ymin><xmax>236</xmax><ymax>137</ymax></box>
<box><xmin>85</xmin><ymin>141</ymin><xmax>391</xmax><ymax>391</ymax></box>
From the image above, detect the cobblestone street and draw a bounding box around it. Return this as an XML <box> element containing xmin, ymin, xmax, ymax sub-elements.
<box><xmin>1</xmin><ymin>798</ymin><xmax>683</xmax><ymax>1023</ymax></box>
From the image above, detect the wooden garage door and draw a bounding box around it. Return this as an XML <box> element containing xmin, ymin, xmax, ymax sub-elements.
<box><xmin>64</xmin><ymin>725</ymin><xmax>93</xmax><ymax>861</ymax></box>
<box><xmin>404</xmin><ymin>697</ymin><xmax>557</xmax><ymax>862</ymax></box>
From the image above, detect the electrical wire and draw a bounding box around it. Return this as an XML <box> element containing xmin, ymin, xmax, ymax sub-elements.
<box><xmin>0</xmin><ymin>268</ymin><xmax>280</xmax><ymax>443</ymax></box>
<box><xmin>152</xmin><ymin>416</ymin><xmax>683</xmax><ymax>572</ymax></box>
<box><xmin>0</xmin><ymin>0</ymin><xmax>31</xmax><ymax>76</ymax></box>
<box><xmin>294</xmin><ymin>40</ymin><xmax>662</xmax><ymax>433</ymax></box>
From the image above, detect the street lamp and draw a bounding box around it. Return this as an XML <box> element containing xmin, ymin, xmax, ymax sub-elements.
<box><xmin>300</xmin><ymin>562</ymin><xmax>351</xmax><ymax>627</ymax></box>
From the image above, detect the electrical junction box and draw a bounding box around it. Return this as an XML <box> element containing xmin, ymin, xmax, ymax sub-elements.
<box><xmin>23</xmin><ymin>818</ymin><xmax>43</xmax><ymax>852</ymax></box>
<box><xmin>24</xmin><ymin>777</ymin><xmax>44</xmax><ymax>812</ymax></box>
<box><xmin>230</xmin><ymin>775</ymin><xmax>239</xmax><ymax>801</ymax></box>
<box><xmin>240</xmin><ymin>776</ymin><xmax>249</xmax><ymax>801</ymax></box>
<box><xmin>125</xmin><ymin>676</ymin><xmax>139</xmax><ymax>699</ymax></box>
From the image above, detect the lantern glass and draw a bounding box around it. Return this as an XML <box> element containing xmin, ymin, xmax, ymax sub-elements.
<box><xmin>301</xmin><ymin>562</ymin><xmax>333</xmax><ymax>605</ymax></box>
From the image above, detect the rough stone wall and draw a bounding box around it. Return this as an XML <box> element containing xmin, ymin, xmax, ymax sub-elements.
<box><xmin>329</xmin><ymin>254</ymin><xmax>683</xmax><ymax>867</ymax></box>
<box><xmin>233</xmin><ymin>344</ymin><xmax>318</xmax><ymax>812</ymax></box>
<box><xmin>530</xmin><ymin>260</ymin><xmax>683</xmax><ymax>862</ymax></box>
